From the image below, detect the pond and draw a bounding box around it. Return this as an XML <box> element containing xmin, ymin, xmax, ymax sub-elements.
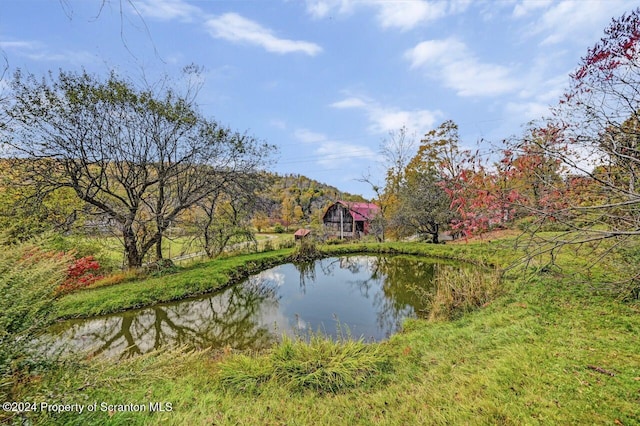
<box><xmin>47</xmin><ymin>255</ymin><xmax>464</xmax><ymax>359</ymax></box>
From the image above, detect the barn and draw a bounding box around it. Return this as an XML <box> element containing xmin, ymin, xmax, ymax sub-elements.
<box><xmin>322</xmin><ymin>201</ymin><xmax>380</xmax><ymax>239</ymax></box>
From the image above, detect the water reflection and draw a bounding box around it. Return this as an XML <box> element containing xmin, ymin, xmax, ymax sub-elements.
<box><xmin>48</xmin><ymin>255</ymin><xmax>452</xmax><ymax>359</ymax></box>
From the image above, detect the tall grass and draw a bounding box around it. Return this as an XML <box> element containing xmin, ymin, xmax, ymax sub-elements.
<box><xmin>428</xmin><ymin>265</ymin><xmax>504</xmax><ymax>321</ymax></box>
<box><xmin>0</xmin><ymin>237</ymin><xmax>71</xmax><ymax>404</ymax></box>
<box><xmin>217</xmin><ymin>334</ymin><xmax>391</xmax><ymax>394</ymax></box>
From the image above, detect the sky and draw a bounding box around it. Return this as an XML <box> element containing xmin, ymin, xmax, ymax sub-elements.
<box><xmin>1</xmin><ymin>0</ymin><xmax>638</xmax><ymax>199</ymax></box>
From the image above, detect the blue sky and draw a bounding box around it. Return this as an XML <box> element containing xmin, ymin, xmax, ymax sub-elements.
<box><xmin>1</xmin><ymin>0</ymin><xmax>638</xmax><ymax>198</ymax></box>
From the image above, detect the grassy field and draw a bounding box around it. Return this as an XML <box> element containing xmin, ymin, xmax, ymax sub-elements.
<box><xmin>53</xmin><ymin>232</ymin><xmax>294</xmax><ymax>271</ymax></box>
<box><xmin>5</xmin><ymin>237</ymin><xmax>640</xmax><ymax>425</ymax></box>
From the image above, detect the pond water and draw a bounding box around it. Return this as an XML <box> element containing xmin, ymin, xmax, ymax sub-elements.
<box><xmin>47</xmin><ymin>255</ymin><xmax>461</xmax><ymax>359</ymax></box>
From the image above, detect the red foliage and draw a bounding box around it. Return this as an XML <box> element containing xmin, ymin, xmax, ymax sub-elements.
<box><xmin>56</xmin><ymin>255</ymin><xmax>103</xmax><ymax>295</ymax></box>
<box><xmin>572</xmin><ymin>8</ymin><xmax>640</xmax><ymax>85</ymax></box>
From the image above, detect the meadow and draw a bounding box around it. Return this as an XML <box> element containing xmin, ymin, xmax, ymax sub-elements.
<box><xmin>2</xmin><ymin>236</ymin><xmax>639</xmax><ymax>425</ymax></box>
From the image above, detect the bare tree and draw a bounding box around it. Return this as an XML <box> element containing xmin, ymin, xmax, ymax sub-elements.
<box><xmin>359</xmin><ymin>126</ymin><xmax>416</xmax><ymax>241</ymax></box>
<box><xmin>513</xmin><ymin>9</ymin><xmax>640</xmax><ymax>293</ymax></box>
<box><xmin>1</xmin><ymin>69</ymin><xmax>274</xmax><ymax>268</ymax></box>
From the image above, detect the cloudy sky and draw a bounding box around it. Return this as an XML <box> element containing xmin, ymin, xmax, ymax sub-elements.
<box><xmin>1</xmin><ymin>0</ymin><xmax>637</xmax><ymax>198</ymax></box>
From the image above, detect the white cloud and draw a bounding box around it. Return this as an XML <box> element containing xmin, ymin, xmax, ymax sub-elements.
<box><xmin>134</xmin><ymin>0</ymin><xmax>201</xmax><ymax>22</ymax></box>
<box><xmin>405</xmin><ymin>38</ymin><xmax>519</xmax><ymax>97</ymax></box>
<box><xmin>292</xmin><ymin>127</ymin><xmax>379</xmax><ymax>167</ymax></box>
<box><xmin>305</xmin><ymin>0</ymin><xmax>355</xmax><ymax>19</ymax></box>
<box><xmin>331</xmin><ymin>95</ymin><xmax>439</xmax><ymax>134</ymax></box>
<box><xmin>516</xmin><ymin>0</ymin><xmax>636</xmax><ymax>46</ymax></box>
<box><xmin>23</xmin><ymin>50</ymin><xmax>97</xmax><ymax>64</ymax></box>
<box><xmin>314</xmin><ymin>140</ymin><xmax>379</xmax><ymax>168</ymax></box>
<box><xmin>304</xmin><ymin>0</ymin><xmax>470</xmax><ymax>31</ymax></box>
<box><xmin>330</xmin><ymin>97</ymin><xmax>368</xmax><ymax>109</ymax></box>
<box><xmin>512</xmin><ymin>0</ymin><xmax>553</xmax><ymax>18</ymax></box>
<box><xmin>375</xmin><ymin>1</ymin><xmax>448</xmax><ymax>31</ymax></box>
<box><xmin>0</xmin><ymin>40</ymin><xmax>39</xmax><ymax>50</ymax></box>
<box><xmin>294</xmin><ymin>128</ymin><xmax>327</xmax><ymax>143</ymax></box>
<box><xmin>205</xmin><ymin>13</ymin><xmax>322</xmax><ymax>56</ymax></box>
<box><xmin>0</xmin><ymin>39</ymin><xmax>95</xmax><ymax>64</ymax></box>
<box><xmin>270</xmin><ymin>119</ymin><xmax>287</xmax><ymax>130</ymax></box>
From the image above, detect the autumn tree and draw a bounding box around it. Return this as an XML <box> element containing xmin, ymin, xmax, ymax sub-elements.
<box><xmin>392</xmin><ymin>167</ymin><xmax>452</xmax><ymax>243</ymax></box>
<box><xmin>1</xmin><ymin>69</ymin><xmax>273</xmax><ymax>268</ymax></box>
<box><xmin>387</xmin><ymin>121</ymin><xmax>462</xmax><ymax>242</ymax></box>
<box><xmin>359</xmin><ymin>126</ymin><xmax>416</xmax><ymax>241</ymax></box>
<box><xmin>517</xmin><ymin>8</ymin><xmax>640</xmax><ymax>292</ymax></box>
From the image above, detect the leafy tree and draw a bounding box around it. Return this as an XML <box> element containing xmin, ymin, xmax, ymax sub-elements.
<box><xmin>392</xmin><ymin>168</ymin><xmax>453</xmax><ymax>243</ymax></box>
<box><xmin>1</xmin><ymin>69</ymin><xmax>273</xmax><ymax>268</ymax></box>
<box><xmin>386</xmin><ymin>121</ymin><xmax>463</xmax><ymax>242</ymax></box>
<box><xmin>0</xmin><ymin>161</ymin><xmax>86</xmax><ymax>241</ymax></box>
<box><xmin>360</xmin><ymin>126</ymin><xmax>416</xmax><ymax>241</ymax></box>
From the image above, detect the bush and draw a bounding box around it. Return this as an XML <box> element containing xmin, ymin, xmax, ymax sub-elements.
<box><xmin>291</xmin><ymin>238</ymin><xmax>321</xmax><ymax>262</ymax></box>
<box><xmin>325</xmin><ymin>237</ymin><xmax>345</xmax><ymax>245</ymax></box>
<box><xmin>273</xmin><ymin>224</ymin><xmax>285</xmax><ymax>234</ymax></box>
<box><xmin>277</xmin><ymin>239</ymin><xmax>295</xmax><ymax>249</ymax></box>
<box><xmin>262</xmin><ymin>239</ymin><xmax>274</xmax><ymax>252</ymax></box>
<box><xmin>55</xmin><ymin>256</ymin><xmax>103</xmax><ymax>294</ymax></box>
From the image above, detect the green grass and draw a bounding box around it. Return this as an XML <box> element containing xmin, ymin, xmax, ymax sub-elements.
<box><xmin>6</xmin><ymin>237</ymin><xmax>640</xmax><ymax>425</ymax></box>
<box><xmin>53</xmin><ymin>248</ymin><xmax>296</xmax><ymax>319</ymax></box>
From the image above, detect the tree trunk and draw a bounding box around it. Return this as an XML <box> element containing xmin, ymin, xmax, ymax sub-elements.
<box><xmin>123</xmin><ymin>226</ymin><xmax>143</xmax><ymax>269</ymax></box>
<box><xmin>155</xmin><ymin>237</ymin><xmax>163</xmax><ymax>260</ymax></box>
<box><xmin>431</xmin><ymin>223</ymin><xmax>439</xmax><ymax>244</ymax></box>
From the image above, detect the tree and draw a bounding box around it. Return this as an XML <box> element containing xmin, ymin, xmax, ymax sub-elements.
<box><xmin>517</xmin><ymin>8</ymin><xmax>640</xmax><ymax>292</ymax></box>
<box><xmin>194</xmin><ymin>175</ymin><xmax>266</xmax><ymax>258</ymax></box>
<box><xmin>1</xmin><ymin>69</ymin><xmax>273</xmax><ymax>268</ymax></box>
<box><xmin>360</xmin><ymin>126</ymin><xmax>416</xmax><ymax>241</ymax></box>
<box><xmin>392</xmin><ymin>168</ymin><xmax>453</xmax><ymax>243</ymax></box>
<box><xmin>386</xmin><ymin>121</ymin><xmax>466</xmax><ymax>241</ymax></box>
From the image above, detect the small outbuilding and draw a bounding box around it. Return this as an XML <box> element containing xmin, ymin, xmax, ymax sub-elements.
<box><xmin>322</xmin><ymin>201</ymin><xmax>380</xmax><ymax>239</ymax></box>
<box><xmin>294</xmin><ymin>228</ymin><xmax>312</xmax><ymax>240</ymax></box>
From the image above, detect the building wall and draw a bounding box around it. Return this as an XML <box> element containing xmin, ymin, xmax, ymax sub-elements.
<box><xmin>323</xmin><ymin>203</ymin><xmax>354</xmax><ymax>236</ymax></box>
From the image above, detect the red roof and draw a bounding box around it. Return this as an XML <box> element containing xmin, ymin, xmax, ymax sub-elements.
<box><xmin>337</xmin><ymin>201</ymin><xmax>380</xmax><ymax>221</ymax></box>
<box><xmin>294</xmin><ymin>228</ymin><xmax>311</xmax><ymax>237</ymax></box>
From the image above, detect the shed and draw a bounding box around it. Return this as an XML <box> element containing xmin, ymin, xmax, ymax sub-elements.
<box><xmin>294</xmin><ymin>228</ymin><xmax>312</xmax><ymax>240</ymax></box>
<box><xmin>322</xmin><ymin>201</ymin><xmax>380</xmax><ymax>239</ymax></box>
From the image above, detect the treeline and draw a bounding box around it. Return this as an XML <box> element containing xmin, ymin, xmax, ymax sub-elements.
<box><xmin>0</xmin><ymin>162</ymin><xmax>363</xmax><ymax>237</ymax></box>
<box><xmin>252</xmin><ymin>174</ymin><xmax>365</xmax><ymax>232</ymax></box>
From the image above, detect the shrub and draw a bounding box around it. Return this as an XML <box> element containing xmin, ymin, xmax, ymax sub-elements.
<box><xmin>325</xmin><ymin>237</ymin><xmax>347</xmax><ymax>245</ymax></box>
<box><xmin>277</xmin><ymin>239</ymin><xmax>295</xmax><ymax>249</ymax></box>
<box><xmin>90</xmin><ymin>269</ymin><xmax>141</xmax><ymax>289</ymax></box>
<box><xmin>291</xmin><ymin>238</ymin><xmax>321</xmax><ymax>262</ymax></box>
<box><xmin>262</xmin><ymin>239</ymin><xmax>274</xmax><ymax>252</ymax></box>
<box><xmin>55</xmin><ymin>256</ymin><xmax>103</xmax><ymax>294</ymax></box>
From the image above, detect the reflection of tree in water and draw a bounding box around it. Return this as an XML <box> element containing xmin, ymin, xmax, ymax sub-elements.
<box><xmin>346</xmin><ymin>256</ymin><xmax>438</xmax><ymax>336</ymax></box>
<box><xmin>51</xmin><ymin>276</ymin><xmax>281</xmax><ymax>359</ymax></box>
<box><xmin>293</xmin><ymin>261</ymin><xmax>316</xmax><ymax>293</ymax></box>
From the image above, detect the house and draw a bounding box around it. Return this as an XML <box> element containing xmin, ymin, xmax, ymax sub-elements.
<box><xmin>322</xmin><ymin>201</ymin><xmax>380</xmax><ymax>239</ymax></box>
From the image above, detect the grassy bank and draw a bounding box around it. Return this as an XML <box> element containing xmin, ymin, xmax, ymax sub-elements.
<box><xmin>6</xmin><ymin>238</ymin><xmax>639</xmax><ymax>425</ymax></box>
<box><xmin>53</xmin><ymin>241</ymin><xmax>504</xmax><ymax>320</ymax></box>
